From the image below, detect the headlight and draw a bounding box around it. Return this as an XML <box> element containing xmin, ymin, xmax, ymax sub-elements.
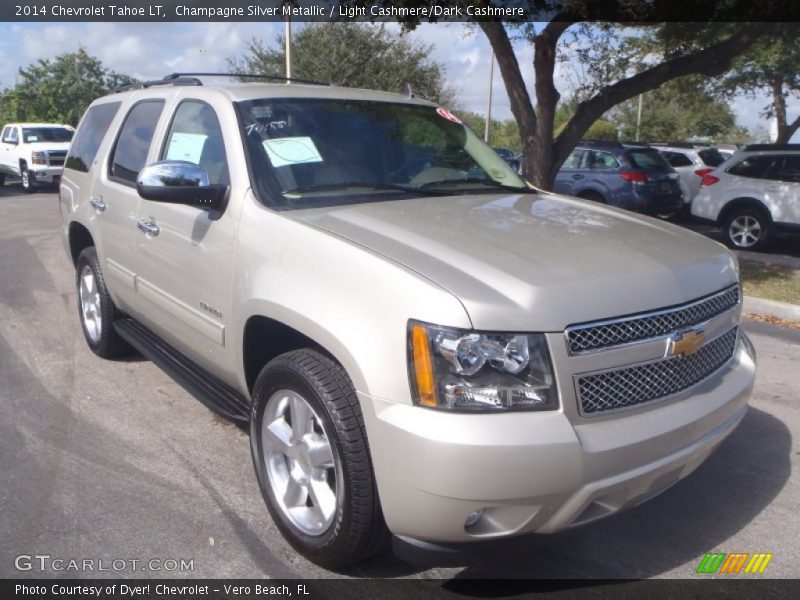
<box><xmin>408</xmin><ymin>320</ymin><xmax>558</xmax><ymax>412</ymax></box>
<box><xmin>31</xmin><ymin>152</ymin><xmax>48</xmax><ymax>165</ymax></box>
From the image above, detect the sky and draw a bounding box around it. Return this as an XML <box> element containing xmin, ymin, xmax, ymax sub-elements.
<box><xmin>0</xmin><ymin>20</ymin><xmax>791</xmax><ymax>139</ymax></box>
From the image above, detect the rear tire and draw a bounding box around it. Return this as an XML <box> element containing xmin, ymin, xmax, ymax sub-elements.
<box><xmin>0</xmin><ymin>174</ymin><xmax>6</xmax><ymax>186</ymax></box>
<box><xmin>723</xmin><ymin>208</ymin><xmax>770</xmax><ymax>251</ymax></box>
<box><xmin>75</xmin><ymin>247</ymin><xmax>132</xmax><ymax>358</ymax></box>
<box><xmin>250</xmin><ymin>349</ymin><xmax>388</xmax><ymax>569</ymax></box>
<box><xmin>578</xmin><ymin>191</ymin><xmax>606</xmax><ymax>203</ymax></box>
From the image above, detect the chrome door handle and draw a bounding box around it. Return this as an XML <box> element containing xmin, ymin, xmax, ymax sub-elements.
<box><xmin>572</xmin><ymin>174</ymin><xmax>585</xmax><ymax>180</ymax></box>
<box><xmin>136</xmin><ymin>218</ymin><xmax>160</xmax><ymax>236</ymax></box>
<box><xmin>89</xmin><ymin>196</ymin><xmax>106</xmax><ymax>212</ymax></box>
<box><xmin>765</xmin><ymin>186</ymin><xmax>780</xmax><ymax>192</ymax></box>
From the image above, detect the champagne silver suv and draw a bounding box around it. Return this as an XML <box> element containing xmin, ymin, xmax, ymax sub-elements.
<box><xmin>59</xmin><ymin>74</ymin><xmax>756</xmax><ymax>568</ymax></box>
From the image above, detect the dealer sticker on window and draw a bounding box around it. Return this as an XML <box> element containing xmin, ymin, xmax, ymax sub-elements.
<box><xmin>263</xmin><ymin>137</ymin><xmax>324</xmax><ymax>167</ymax></box>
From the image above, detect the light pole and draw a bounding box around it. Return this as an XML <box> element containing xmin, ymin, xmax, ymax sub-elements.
<box><xmin>285</xmin><ymin>18</ymin><xmax>292</xmax><ymax>81</ymax></box>
<box><xmin>484</xmin><ymin>53</ymin><xmax>494</xmax><ymax>143</ymax></box>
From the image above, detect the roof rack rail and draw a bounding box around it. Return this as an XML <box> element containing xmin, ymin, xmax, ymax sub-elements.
<box><xmin>742</xmin><ymin>143</ymin><xmax>800</xmax><ymax>151</ymax></box>
<box><xmin>113</xmin><ymin>72</ymin><xmax>329</xmax><ymax>94</ymax></box>
<box><xmin>579</xmin><ymin>140</ymin><xmax>625</xmax><ymax>148</ymax></box>
<box><xmin>165</xmin><ymin>72</ymin><xmax>329</xmax><ymax>86</ymax></box>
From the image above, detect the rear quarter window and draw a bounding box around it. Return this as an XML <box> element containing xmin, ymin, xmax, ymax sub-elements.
<box><xmin>65</xmin><ymin>102</ymin><xmax>121</xmax><ymax>173</ymax></box>
<box><xmin>626</xmin><ymin>149</ymin><xmax>671</xmax><ymax>172</ymax></box>
<box><xmin>698</xmin><ymin>148</ymin><xmax>725</xmax><ymax>167</ymax></box>
<box><xmin>727</xmin><ymin>156</ymin><xmax>777</xmax><ymax>180</ymax></box>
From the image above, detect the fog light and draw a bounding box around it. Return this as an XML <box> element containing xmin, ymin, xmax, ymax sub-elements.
<box><xmin>464</xmin><ymin>508</ymin><xmax>485</xmax><ymax>529</ymax></box>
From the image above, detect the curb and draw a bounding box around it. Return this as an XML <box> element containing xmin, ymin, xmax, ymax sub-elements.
<box><xmin>743</xmin><ymin>296</ymin><xmax>800</xmax><ymax>322</ymax></box>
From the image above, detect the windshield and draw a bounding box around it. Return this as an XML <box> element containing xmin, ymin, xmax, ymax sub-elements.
<box><xmin>22</xmin><ymin>127</ymin><xmax>73</xmax><ymax>143</ymax></box>
<box><xmin>238</xmin><ymin>98</ymin><xmax>530</xmax><ymax>209</ymax></box>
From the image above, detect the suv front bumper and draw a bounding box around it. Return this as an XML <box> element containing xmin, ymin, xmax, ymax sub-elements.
<box><xmin>360</xmin><ymin>335</ymin><xmax>755</xmax><ymax>544</ymax></box>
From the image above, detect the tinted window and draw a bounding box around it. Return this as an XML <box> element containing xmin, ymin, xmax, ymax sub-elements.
<box><xmin>562</xmin><ymin>150</ymin><xmax>584</xmax><ymax>169</ymax></box>
<box><xmin>626</xmin><ymin>149</ymin><xmax>671</xmax><ymax>172</ymax></box>
<box><xmin>161</xmin><ymin>101</ymin><xmax>229</xmax><ymax>185</ymax></box>
<box><xmin>22</xmin><ymin>127</ymin><xmax>73</xmax><ymax>143</ymax></box>
<box><xmin>775</xmin><ymin>155</ymin><xmax>800</xmax><ymax>183</ymax></box>
<box><xmin>66</xmin><ymin>102</ymin><xmax>121</xmax><ymax>173</ymax></box>
<box><xmin>587</xmin><ymin>151</ymin><xmax>619</xmax><ymax>169</ymax></box>
<box><xmin>662</xmin><ymin>151</ymin><xmax>693</xmax><ymax>167</ymax></box>
<box><xmin>110</xmin><ymin>100</ymin><xmax>165</xmax><ymax>184</ymax></box>
<box><xmin>698</xmin><ymin>148</ymin><xmax>725</xmax><ymax>167</ymax></box>
<box><xmin>727</xmin><ymin>156</ymin><xmax>777</xmax><ymax>180</ymax></box>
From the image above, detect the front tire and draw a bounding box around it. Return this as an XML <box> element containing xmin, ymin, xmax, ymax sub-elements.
<box><xmin>20</xmin><ymin>166</ymin><xmax>35</xmax><ymax>194</ymax></box>
<box><xmin>723</xmin><ymin>208</ymin><xmax>770</xmax><ymax>250</ymax></box>
<box><xmin>75</xmin><ymin>247</ymin><xmax>131</xmax><ymax>358</ymax></box>
<box><xmin>250</xmin><ymin>349</ymin><xmax>387</xmax><ymax>568</ymax></box>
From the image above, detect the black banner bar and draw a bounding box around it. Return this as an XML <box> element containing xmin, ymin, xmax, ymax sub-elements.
<box><xmin>4</xmin><ymin>1</ymin><xmax>800</xmax><ymax>23</ymax></box>
<box><xmin>3</xmin><ymin>579</ymin><xmax>800</xmax><ymax>600</ymax></box>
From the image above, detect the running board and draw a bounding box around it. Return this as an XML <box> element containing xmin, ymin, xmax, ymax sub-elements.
<box><xmin>114</xmin><ymin>318</ymin><xmax>250</xmax><ymax>423</ymax></box>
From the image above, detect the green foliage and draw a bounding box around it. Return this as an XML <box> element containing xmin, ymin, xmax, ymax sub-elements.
<box><xmin>554</xmin><ymin>98</ymin><xmax>618</xmax><ymax>141</ymax></box>
<box><xmin>460</xmin><ymin>112</ymin><xmax>522</xmax><ymax>153</ymax></box>
<box><xmin>610</xmin><ymin>77</ymin><xmax>737</xmax><ymax>142</ymax></box>
<box><xmin>0</xmin><ymin>48</ymin><xmax>136</xmax><ymax>126</ymax></box>
<box><xmin>229</xmin><ymin>23</ymin><xmax>455</xmax><ymax>106</ymax></box>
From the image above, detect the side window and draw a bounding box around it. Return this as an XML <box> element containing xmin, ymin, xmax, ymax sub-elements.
<box><xmin>5</xmin><ymin>127</ymin><xmax>18</xmax><ymax>144</ymax></box>
<box><xmin>110</xmin><ymin>100</ymin><xmax>165</xmax><ymax>185</ymax></box>
<box><xmin>1</xmin><ymin>127</ymin><xmax>9</xmax><ymax>142</ymax></box>
<box><xmin>562</xmin><ymin>150</ymin><xmax>584</xmax><ymax>169</ymax></box>
<box><xmin>773</xmin><ymin>155</ymin><xmax>800</xmax><ymax>183</ymax></box>
<box><xmin>161</xmin><ymin>101</ymin><xmax>229</xmax><ymax>185</ymax></box>
<box><xmin>662</xmin><ymin>151</ymin><xmax>693</xmax><ymax>167</ymax></box>
<box><xmin>727</xmin><ymin>156</ymin><xmax>777</xmax><ymax>180</ymax></box>
<box><xmin>592</xmin><ymin>151</ymin><xmax>620</xmax><ymax>169</ymax></box>
<box><xmin>65</xmin><ymin>102</ymin><xmax>121</xmax><ymax>173</ymax></box>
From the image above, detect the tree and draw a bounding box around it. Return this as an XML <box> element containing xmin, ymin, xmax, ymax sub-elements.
<box><xmin>229</xmin><ymin>23</ymin><xmax>456</xmax><ymax>106</ymax></box>
<box><xmin>554</xmin><ymin>98</ymin><xmax>617</xmax><ymax>141</ymax></box>
<box><xmin>460</xmin><ymin>112</ymin><xmax>523</xmax><ymax>152</ymax></box>
<box><xmin>477</xmin><ymin>13</ymin><xmax>771</xmax><ymax>188</ymax></box>
<box><xmin>719</xmin><ymin>24</ymin><xmax>800</xmax><ymax>143</ymax></box>
<box><xmin>611</xmin><ymin>77</ymin><xmax>737</xmax><ymax>142</ymax></box>
<box><xmin>0</xmin><ymin>48</ymin><xmax>136</xmax><ymax>126</ymax></box>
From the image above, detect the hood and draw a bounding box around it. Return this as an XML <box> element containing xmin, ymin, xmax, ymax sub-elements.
<box><xmin>26</xmin><ymin>142</ymin><xmax>71</xmax><ymax>152</ymax></box>
<box><xmin>290</xmin><ymin>193</ymin><xmax>738</xmax><ymax>331</ymax></box>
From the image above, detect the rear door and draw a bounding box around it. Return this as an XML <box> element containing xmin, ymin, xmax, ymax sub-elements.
<box><xmin>553</xmin><ymin>149</ymin><xmax>585</xmax><ymax>195</ymax></box>
<box><xmin>132</xmin><ymin>96</ymin><xmax>241</xmax><ymax>380</ymax></box>
<box><xmin>765</xmin><ymin>154</ymin><xmax>800</xmax><ymax>224</ymax></box>
<box><xmin>88</xmin><ymin>98</ymin><xmax>167</xmax><ymax>316</ymax></box>
<box><xmin>1</xmin><ymin>126</ymin><xmax>19</xmax><ymax>175</ymax></box>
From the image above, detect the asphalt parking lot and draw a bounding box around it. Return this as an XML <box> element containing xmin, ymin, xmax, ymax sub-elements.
<box><xmin>0</xmin><ymin>186</ymin><xmax>798</xmax><ymax>581</ymax></box>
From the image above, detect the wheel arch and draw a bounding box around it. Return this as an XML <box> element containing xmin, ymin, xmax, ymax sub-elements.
<box><xmin>241</xmin><ymin>313</ymin><xmax>362</xmax><ymax>397</ymax></box>
<box><xmin>717</xmin><ymin>197</ymin><xmax>773</xmax><ymax>227</ymax></box>
<box><xmin>67</xmin><ymin>221</ymin><xmax>95</xmax><ymax>266</ymax></box>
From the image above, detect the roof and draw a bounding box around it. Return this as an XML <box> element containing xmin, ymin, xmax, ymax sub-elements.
<box><xmin>107</xmin><ymin>75</ymin><xmax>437</xmax><ymax>108</ymax></box>
<box><xmin>4</xmin><ymin>122</ymin><xmax>72</xmax><ymax>128</ymax></box>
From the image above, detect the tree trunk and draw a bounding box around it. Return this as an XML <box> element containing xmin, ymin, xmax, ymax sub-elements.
<box><xmin>770</xmin><ymin>78</ymin><xmax>800</xmax><ymax>143</ymax></box>
<box><xmin>480</xmin><ymin>22</ymin><xmax>772</xmax><ymax>190</ymax></box>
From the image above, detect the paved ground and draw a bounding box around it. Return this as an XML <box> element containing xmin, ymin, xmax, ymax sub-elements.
<box><xmin>0</xmin><ymin>187</ymin><xmax>798</xmax><ymax>581</ymax></box>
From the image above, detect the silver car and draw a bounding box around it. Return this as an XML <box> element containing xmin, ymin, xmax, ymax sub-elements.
<box><xmin>59</xmin><ymin>76</ymin><xmax>756</xmax><ymax>567</ymax></box>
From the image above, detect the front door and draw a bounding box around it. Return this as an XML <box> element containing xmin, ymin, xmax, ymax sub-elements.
<box><xmin>133</xmin><ymin>99</ymin><xmax>239</xmax><ymax>380</ymax></box>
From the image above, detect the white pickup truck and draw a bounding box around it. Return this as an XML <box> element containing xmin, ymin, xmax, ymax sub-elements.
<box><xmin>0</xmin><ymin>122</ymin><xmax>73</xmax><ymax>192</ymax></box>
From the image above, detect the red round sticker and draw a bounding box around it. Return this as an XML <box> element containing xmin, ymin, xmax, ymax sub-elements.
<box><xmin>436</xmin><ymin>107</ymin><xmax>462</xmax><ymax>124</ymax></box>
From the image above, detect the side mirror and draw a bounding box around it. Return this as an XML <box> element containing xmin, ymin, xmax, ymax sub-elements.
<box><xmin>136</xmin><ymin>161</ymin><xmax>227</xmax><ymax>210</ymax></box>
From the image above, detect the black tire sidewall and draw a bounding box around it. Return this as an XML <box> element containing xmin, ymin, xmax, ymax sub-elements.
<box><xmin>724</xmin><ymin>209</ymin><xmax>769</xmax><ymax>250</ymax></box>
<box><xmin>75</xmin><ymin>247</ymin><xmax>128</xmax><ymax>357</ymax></box>
<box><xmin>250</xmin><ymin>356</ymin><xmax>365</xmax><ymax>567</ymax></box>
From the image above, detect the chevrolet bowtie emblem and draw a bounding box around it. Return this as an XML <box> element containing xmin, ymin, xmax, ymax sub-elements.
<box><xmin>670</xmin><ymin>328</ymin><xmax>706</xmax><ymax>357</ymax></box>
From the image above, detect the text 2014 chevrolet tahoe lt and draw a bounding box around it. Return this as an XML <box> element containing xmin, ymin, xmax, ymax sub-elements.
<box><xmin>59</xmin><ymin>75</ymin><xmax>756</xmax><ymax>568</ymax></box>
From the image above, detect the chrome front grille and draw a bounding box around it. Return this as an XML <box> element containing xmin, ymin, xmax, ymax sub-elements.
<box><xmin>566</xmin><ymin>285</ymin><xmax>740</xmax><ymax>355</ymax></box>
<box><xmin>576</xmin><ymin>327</ymin><xmax>738</xmax><ymax>415</ymax></box>
<box><xmin>47</xmin><ymin>151</ymin><xmax>67</xmax><ymax>167</ymax></box>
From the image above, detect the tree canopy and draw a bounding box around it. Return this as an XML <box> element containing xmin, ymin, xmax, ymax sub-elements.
<box><xmin>229</xmin><ymin>22</ymin><xmax>455</xmax><ymax>106</ymax></box>
<box><xmin>0</xmin><ymin>48</ymin><xmax>136</xmax><ymax>126</ymax></box>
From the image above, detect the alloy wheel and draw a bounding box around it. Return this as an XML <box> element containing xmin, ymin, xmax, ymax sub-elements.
<box><xmin>728</xmin><ymin>215</ymin><xmax>762</xmax><ymax>248</ymax></box>
<box><xmin>261</xmin><ymin>389</ymin><xmax>341</xmax><ymax>536</ymax></box>
<box><xmin>78</xmin><ymin>265</ymin><xmax>103</xmax><ymax>343</ymax></box>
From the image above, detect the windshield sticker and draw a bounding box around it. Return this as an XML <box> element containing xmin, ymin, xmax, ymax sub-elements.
<box><xmin>27</xmin><ymin>135</ymin><xmax>39</xmax><ymax>142</ymax></box>
<box><xmin>263</xmin><ymin>136</ymin><xmax>324</xmax><ymax>167</ymax></box>
<box><xmin>436</xmin><ymin>108</ymin><xmax>462</xmax><ymax>124</ymax></box>
<box><xmin>165</xmin><ymin>132</ymin><xmax>208</xmax><ymax>164</ymax></box>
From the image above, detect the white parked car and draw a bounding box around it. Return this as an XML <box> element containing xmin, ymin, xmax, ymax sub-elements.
<box><xmin>653</xmin><ymin>143</ymin><xmax>727</xmax><ymax>211</ymax></box>
<box><xmin>692</xmin><ymin>144</ymin><xmax>800</xmax><ymax>249</ymax></box>
<box><xmin>0</xmin><ymin>122</ymin><xmax>73</xmax><ymax>192</ymax></box>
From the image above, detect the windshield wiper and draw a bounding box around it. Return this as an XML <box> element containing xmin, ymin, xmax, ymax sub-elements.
<box><xmin>283</xmin><ymin>182</ymin><xmax>445</xmax><ymax>196</ymax></box>
<box><xmin>417</xmin><ymin>177</ymin><xmax>534</xmax><ymax>193</ymax></box>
